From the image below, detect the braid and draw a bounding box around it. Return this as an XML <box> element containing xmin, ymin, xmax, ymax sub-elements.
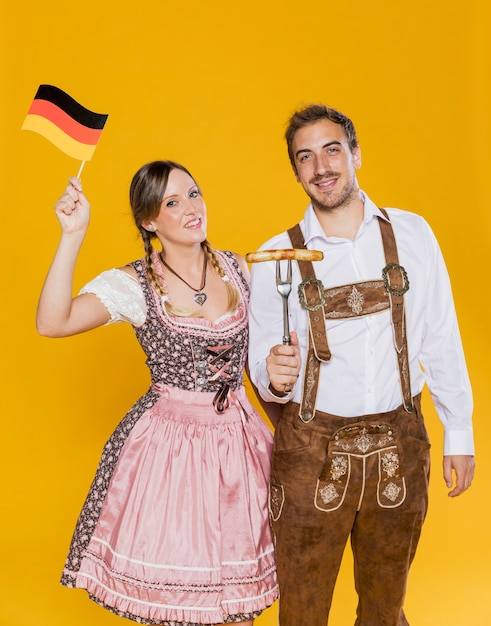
<box><xmin>202</xmin><ymin>240</ymin><xmax>240</xmax><ymax>313</ymax></box>
<box><xmin>141</xmin><ymin>228</ymin><xmax>166</xmax><ymax>297</ymax></box>
<box><xmin>202</xmin><ymin>240</ymin><xmax>224</xmax><ymax>278</ymax></box>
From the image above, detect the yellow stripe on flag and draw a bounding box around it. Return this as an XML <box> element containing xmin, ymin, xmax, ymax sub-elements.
<box><xmin>21</xmin><ymin>115</ymin><xmax>98</xmax><ymax>161</ymax></box>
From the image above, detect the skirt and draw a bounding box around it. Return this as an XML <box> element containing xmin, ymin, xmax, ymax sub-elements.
<box><xmin>61</xmin><ymin>384</ymin><xmax>278</xmax><ymax>624</ymax></box>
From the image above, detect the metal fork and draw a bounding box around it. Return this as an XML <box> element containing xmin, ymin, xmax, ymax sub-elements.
<box><xmin>276</xmin><ymin>259</ymin><xmax>292</xmax><ymax>345</ymax></box>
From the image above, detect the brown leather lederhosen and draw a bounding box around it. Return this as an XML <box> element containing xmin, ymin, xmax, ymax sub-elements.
<box><xmin>287</xmin><ymin>210</ymin><xmax>413</xmax><ymax>421</ymax></box>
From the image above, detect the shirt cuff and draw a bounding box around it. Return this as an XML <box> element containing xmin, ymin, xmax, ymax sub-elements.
<box><xmin>444</xmin><ymin>429</ymin><xmax>475</xmax><ymax>456</ymax></box>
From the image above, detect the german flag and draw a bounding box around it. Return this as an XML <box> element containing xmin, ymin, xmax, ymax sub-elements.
<box><xmin>21</xmin><ymin>85</ymin><xmax>108</xmax><ymax>161</ymax></box>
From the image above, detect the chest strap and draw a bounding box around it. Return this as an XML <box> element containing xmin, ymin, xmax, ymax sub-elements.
<box><xmin>287</xmin><ymin>212</ymin><xmax>413</xmax><ymax>423</ymax></box>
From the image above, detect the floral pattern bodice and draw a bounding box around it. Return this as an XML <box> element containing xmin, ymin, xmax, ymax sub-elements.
<box><xmin>130</xmin><ymin>251</ymin><xmax>249</xmax><ymax>394</ymax></box>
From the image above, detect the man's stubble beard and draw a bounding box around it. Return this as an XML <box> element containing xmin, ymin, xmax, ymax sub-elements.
<box><xmin>310</xmin><ymin>179</ymin><xmax>360</xmax><ymax>214</ymax></box>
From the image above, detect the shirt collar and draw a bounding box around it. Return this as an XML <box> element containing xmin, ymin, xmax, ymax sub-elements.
<box><xmin>303</xmin><ymin>190</ymin><xmax>388</xmax><ymax>246</ymax></box>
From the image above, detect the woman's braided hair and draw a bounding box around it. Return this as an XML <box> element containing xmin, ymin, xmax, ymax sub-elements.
<box><xmin>129</xmin><ymin>160</ymin><xmax>239</xmax><ymax>317</ymax></box>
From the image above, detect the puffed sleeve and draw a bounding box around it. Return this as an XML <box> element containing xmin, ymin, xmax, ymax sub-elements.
<box><xmin>79</xmin><ymin>269</ymin><xmax>147</xmax><ymax>326</ymax></box>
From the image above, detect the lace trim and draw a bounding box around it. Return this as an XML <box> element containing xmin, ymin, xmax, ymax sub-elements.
<box><xmin>80</xmin><ymin>269</ymin><xmax>147</xmax><ymax>326</ymax></box>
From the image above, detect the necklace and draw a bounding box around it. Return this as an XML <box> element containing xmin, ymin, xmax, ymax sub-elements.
<box><xmin>160</xmin><ymin>252</ymin><xmax>208</xmax><ymax>306</ymax></box>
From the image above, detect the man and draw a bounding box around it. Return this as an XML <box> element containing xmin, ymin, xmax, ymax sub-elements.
<box><xmin>248</xmin><ymin>104</ymin><xmax>475</xmax><ymax>625</ymax></box>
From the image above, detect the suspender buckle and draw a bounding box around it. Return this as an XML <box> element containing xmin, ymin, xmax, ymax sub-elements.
<box><xmin>298</xmin><ymin>277</ymin><xmax>326</xmax><ymax>311</ymax></box>
<box><xmin>382</xmin><ymin>263</ymin><xmax>410</xmax><ymax>296</ymax></box>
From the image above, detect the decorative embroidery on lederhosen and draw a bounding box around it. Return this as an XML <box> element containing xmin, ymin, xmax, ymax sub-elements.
<box><xmin>269</xmin><ymin>483</ymin><xmax>285</xmax><ymax>522</ymax></box>
<box><xmin>314</xmin><ymin>422</ymin><xmax>407</xmax><ymax>511</ymax></box>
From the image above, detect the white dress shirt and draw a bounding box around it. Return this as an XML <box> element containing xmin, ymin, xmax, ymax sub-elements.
<box><xmin>248</xmin><ymin>192</ymin><xmax>474</xmax><ymax>456</ymax></box>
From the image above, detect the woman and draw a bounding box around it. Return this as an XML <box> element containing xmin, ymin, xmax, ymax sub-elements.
<box><xmin>37</xmin><ymin>161</ymin><xmax>278</xmax><ymax>625</ymax></box>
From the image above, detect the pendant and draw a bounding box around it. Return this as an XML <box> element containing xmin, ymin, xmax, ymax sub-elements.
<box><xmin>194</xmin><ymin>292</ymin><xmax>207</xmax><ymax>306</ymax></box>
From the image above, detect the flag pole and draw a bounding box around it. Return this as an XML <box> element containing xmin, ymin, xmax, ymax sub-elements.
<box><xmin>77</xmin><ymin>160</ymin><xmax>86</xmax><ymax>179</ymax></box>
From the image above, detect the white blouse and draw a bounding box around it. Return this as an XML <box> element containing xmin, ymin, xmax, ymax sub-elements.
<box><xmin>80</xmin><ymin>269</ymin><xmax>147</xmax><ymax>326</ymax></box>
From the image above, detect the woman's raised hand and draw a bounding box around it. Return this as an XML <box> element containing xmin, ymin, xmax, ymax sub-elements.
<box><xmin>55</xmin><ymin>176</ymin><xmax>90</xmax><ymax>233</ymax></box>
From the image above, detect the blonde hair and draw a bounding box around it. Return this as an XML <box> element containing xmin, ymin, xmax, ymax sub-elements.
<box><xmin>130</xmin><ymin>160</ymin><xmax>240</xmax><ymax>317</ymax></box>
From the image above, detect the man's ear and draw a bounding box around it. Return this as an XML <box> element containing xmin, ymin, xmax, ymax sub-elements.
<box><xmin>353</xmin><ymin>146</ymin><xmax>362</xmax><ymax>169</ymax></box>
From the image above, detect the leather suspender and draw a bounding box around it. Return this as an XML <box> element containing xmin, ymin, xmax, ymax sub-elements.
<box><xmin>287</xmin><ymin>212</ymin><xmax>413</xmax><ymax>423</ymax></box>
<box><xmin>287</xmin><ymin>224</ymin><xmax>329</xmax><ymax>423</ymax></box>
<box><xmin>378</xmin><ymin>209</ymin><xmax>413</xmax><ymax>413</ymax></box>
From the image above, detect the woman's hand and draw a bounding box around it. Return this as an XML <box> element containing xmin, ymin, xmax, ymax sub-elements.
<box><xmin>55</xmin><ymin>176</ymin><xmax>90</xmax><ymax>234</ymax></box>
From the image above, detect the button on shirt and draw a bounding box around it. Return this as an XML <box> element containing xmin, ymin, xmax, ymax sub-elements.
<box><xmin>248</xmin><ymin>192</ymin><xmax>474</xmax><ymax>456</ymax></box>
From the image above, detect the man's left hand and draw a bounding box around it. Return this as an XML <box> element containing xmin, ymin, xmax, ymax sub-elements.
<box><xmin>443</xmin><ymin>455</ymin><xmax>475</xmax><ymax>497</ymax></box>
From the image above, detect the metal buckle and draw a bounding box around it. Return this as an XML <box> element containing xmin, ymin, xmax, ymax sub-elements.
<box><xmin>298</xmin><ymin>277</ymin><xmax>326</xmax><ymax>311</ymax></box>
<box><xmin>382</xmin><ymin>263</ymin><xmax>410</xmax><ymax>296</ymax></box>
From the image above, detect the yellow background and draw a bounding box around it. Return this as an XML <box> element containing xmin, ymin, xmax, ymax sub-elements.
<box><xmin>2</xmin><ymin>0</ymin><xmax>490</xmax><ymax>624</ymax></box>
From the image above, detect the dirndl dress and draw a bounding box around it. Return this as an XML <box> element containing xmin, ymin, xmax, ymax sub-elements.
<box><xmin>60</xmin><ymin>251</ymin><xmax>278</xmax><ymax>624</ymax></box>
